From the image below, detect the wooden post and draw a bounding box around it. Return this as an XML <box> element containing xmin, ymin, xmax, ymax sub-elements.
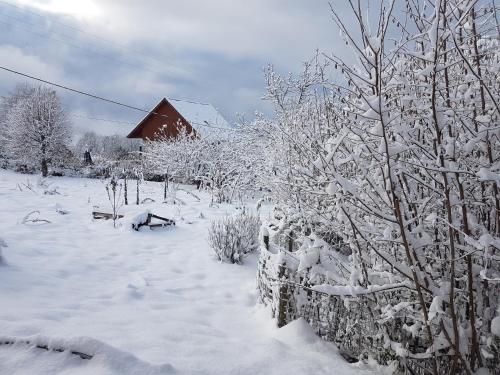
<box><xmin>277</xmin><ymin>262</ymin><xmax>289</xmax><ymax>328</ymax></box>
<box><xmin>288</xmin><ymin>232</ymin><xmax>294</xmax><ymax>253</ymax></box>
<box><xmin>136</xmin><ymin>178</ymin><xmax>140</xmax><ymax>205</ymax></box>
<box><xmin>263</xmin><ymin>234</ymin><xmax>269</xmax><ymax>251</ymax></box>
<box><xmin>164</xmin><ymin>173</ymin><xmax>167</xmax><ymax>200</ymax></box>
<box><xmin>124</xmin><ymin>175</ymin><xmax>128</xmax><ymax>205</ymax></box>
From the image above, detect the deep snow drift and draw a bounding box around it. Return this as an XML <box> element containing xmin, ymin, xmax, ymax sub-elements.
<box><xmin>0</xmin><ymin>170</ymin><xmax>382</xmax><ymax>374</ymax></box>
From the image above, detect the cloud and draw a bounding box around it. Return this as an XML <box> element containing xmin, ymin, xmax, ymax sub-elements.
<box><xmin>84</xmin><ymin>0</ymin><xmax>340</xmax><ymax>66</ymax></box>
<box><xmin>0</xmin><ymin>0</ymin><xmax>351</xmax><ymax>133</ymax></box>
<box><xmin>18</xmin><ymin>0</ymin><xmax>102</xmax><ymax>19</ymax></box>
<box><xmin>0</xmin><ymin>44</ymin><xmax>63</xmax><ymax>87</ymax></box>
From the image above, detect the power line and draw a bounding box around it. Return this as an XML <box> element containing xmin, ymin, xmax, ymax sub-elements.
<box><xmin>0</xmin><ymin>65</ymin><xmax>234</xmax><ymax>132</ymax></box>
<box><xmin>71</xmin><ymin>113</ymin><xmax>135</xmax><ymax>125</ymax></box>
<box><xmin>0</xmin><ymin>16</ymin><xmax>167</xmax><ymax>78</ymax></box>
<box><xmin>0</xmin><ymin>2</ymin><xmax>213</xmax><ymax>107</ymax></box>
<box><xmin>0</xmin><ymin>65</ymin><xmax>162</xmax><ymax>114</ymax></box>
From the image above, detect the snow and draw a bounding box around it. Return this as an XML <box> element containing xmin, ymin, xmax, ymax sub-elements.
<box><xmin>169</xmin><ymin>99</ymin><xmax>231</xmax><ymax>137</ymax></box>
<box><xmin>0</xmin><ymin>170</ymin><xmax>380</xmax><ymax>375</ymax></box>
<box><xmin>477</xmin><ymin>167</ymin><xmax>500</xmax><ymax>182</ymax></box>
<box><xmin>312</xmin><ymin>282</ymin><xmax>411</xmax><ymax>297</ymax></box>
<box><xmin>127</xmin><ymin>210</ymin><xmax>151</xmax><ymax>230</ymax></box>
<box><xmin>0</xmin><ymin>335</ymin><xmax>175</xmax><ymax>375</ymax></box>
<box><xmin>492</xmin><ymin>308</ymin><xmax>500</xmax><ymax>336</ymax></box>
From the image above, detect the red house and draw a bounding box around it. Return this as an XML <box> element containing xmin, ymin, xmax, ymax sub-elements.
<box><xmin>126</xmin><ymin>98</ymin><xmax>228</xmax><ymax>141</ymax></box>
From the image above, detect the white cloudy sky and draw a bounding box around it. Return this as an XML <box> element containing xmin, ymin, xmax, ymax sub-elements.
<box><xmin>0</xmin><ymin>0</ymin><xmax>351</xmax><ymax>135</ymax></box>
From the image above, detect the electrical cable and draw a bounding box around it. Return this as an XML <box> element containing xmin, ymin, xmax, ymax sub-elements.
<box><xmin>0</xmin><ymin>65</ymin><xmax>236</xmax><ymax>132</ymax></box>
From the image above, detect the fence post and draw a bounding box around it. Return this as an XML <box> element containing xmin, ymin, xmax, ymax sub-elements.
<box><xmin>136</xmin><ymin>178</ymin><xmax>140</xmax><ymax>205</ymax></box>
<box><xmin>288</xmin><ymin>231</ymin><xmax>294</xmax><ymax>253</ymax></box>
<box><xmin>277</xmin><ymin>261</ymin><xmax>289</xmax><ymax>328</ymax></box>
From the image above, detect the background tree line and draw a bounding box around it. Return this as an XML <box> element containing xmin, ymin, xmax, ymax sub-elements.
<box><xmin>0</xmin><ymin>83</ymin><xmax>140</xmax><ymax>177</ymax></box>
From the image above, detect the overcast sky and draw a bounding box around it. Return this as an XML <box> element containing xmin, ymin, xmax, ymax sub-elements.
<box><xmin>0</xmin><ymin>0</ymin><xmax>349</xmax><ymax>136</ymax></box>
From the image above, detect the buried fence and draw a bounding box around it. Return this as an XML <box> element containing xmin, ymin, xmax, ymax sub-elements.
<box><xmin>257</xmin><ymin>235</ymin><xmax>498</xmax><ymax>374</ymax></box>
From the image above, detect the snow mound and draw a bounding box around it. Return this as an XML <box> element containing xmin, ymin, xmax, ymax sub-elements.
<box><xmin>0</xmin><ymin>335</ymin><xmax>175</xmax><ymax>375</ymax></box>
<box><xmin>273</xmin><ymin>318</ymin><xmax>322</xmax><ymax>346</ymax></box>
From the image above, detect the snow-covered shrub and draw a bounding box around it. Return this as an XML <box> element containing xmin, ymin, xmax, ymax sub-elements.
<box><xmin>208</xmin><ymin>213</ymin><xmax>260</xmax><ymax>264</ymax></box>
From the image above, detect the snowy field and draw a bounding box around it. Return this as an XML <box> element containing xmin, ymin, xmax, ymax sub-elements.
<box><xmin>0</xmin><ymin>170</ymin><xmax>381</xmax><ymax>375</ymax></box>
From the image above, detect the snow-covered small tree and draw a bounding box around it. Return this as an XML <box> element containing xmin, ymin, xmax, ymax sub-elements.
<box><xmin>144</xmin><ymin>122</ymin><xmax>262</xmax><ymax>204</ymax></box>
<box><xmin>2</xmin><ymin>85</ymin><xmax>72</xmax><ymax>177</ymax></box>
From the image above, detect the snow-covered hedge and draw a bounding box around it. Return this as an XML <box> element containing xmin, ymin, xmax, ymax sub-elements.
<box><xmin>255</xmin><ymin>1</ymin><xmax>500</xmax><ymax>372</ymax></box>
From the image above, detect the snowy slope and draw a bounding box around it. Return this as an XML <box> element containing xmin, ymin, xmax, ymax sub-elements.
<box><xmin>0</xmin><ymin>170</ymin><xmax>383</xmax><ymax>375</ymax></box>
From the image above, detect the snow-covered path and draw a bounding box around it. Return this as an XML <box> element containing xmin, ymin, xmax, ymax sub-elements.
<box><xmin>0</xmin><ymin>170</ymin><xmax>379</xmax><ymax>374</ymax></box>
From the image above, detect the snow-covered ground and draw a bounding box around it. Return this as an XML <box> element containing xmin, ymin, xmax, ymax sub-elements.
<box><xmin>0</xmin><ymin>170</ymin><xmax>382</xmax><ymax>375</ymax></box>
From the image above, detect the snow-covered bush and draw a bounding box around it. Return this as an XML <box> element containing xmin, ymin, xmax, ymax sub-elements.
<box><xmin>208</xmin><ymin>213</ymin><xmax>260</xmax><ymax>264</ymax></box>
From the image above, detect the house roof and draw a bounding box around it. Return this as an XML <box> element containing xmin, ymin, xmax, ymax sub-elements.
<box><xmin>126</xmin><ymin>98</ymin><xmax>173</xmax><ymax>138</ymax></box>
<box><xmin>169</xmin><ymin>99</ymin><xmax>230</xmax><ymax>136</ymax></box>
<box><xmin>126</xmin><ymin>98</ymin><xmax>230</xmax><ymax>139</ymax></box>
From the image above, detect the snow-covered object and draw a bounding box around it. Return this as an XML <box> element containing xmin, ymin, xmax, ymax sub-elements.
<box><xmin>127</xmin><ymin>210</ymin><xmax>151</xmax><ymax>231</ymax></box>
<box><xmin>311</xmin><ymin>282</ymin><xmax>411</xmax><ymax>297</ymax></box>
<box><xmin>0</xmin><ymin>335</ymin><xmax>175</xmax><ymax>375</ymax></box>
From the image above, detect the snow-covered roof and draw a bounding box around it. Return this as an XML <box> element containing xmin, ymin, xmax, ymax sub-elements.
<box><xmin>168</xmin><ymin>99</ymin><xmax>231</xmax><ymax>137</ymax></box>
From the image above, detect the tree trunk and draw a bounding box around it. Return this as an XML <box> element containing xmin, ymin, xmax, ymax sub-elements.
<box><xmin>124</xmin><ymin>176</ymin><xmax>128</xmax><ymax>205</ymax></box>
<box><xmin>41</xmin><ymin>158</ymin><xmax>48</xmax><ymax>177</ymax></box>
<box><xmin>164</xmin><ymin>173</ymin><xmax>167</xmax><ymax>200</ymax></box>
